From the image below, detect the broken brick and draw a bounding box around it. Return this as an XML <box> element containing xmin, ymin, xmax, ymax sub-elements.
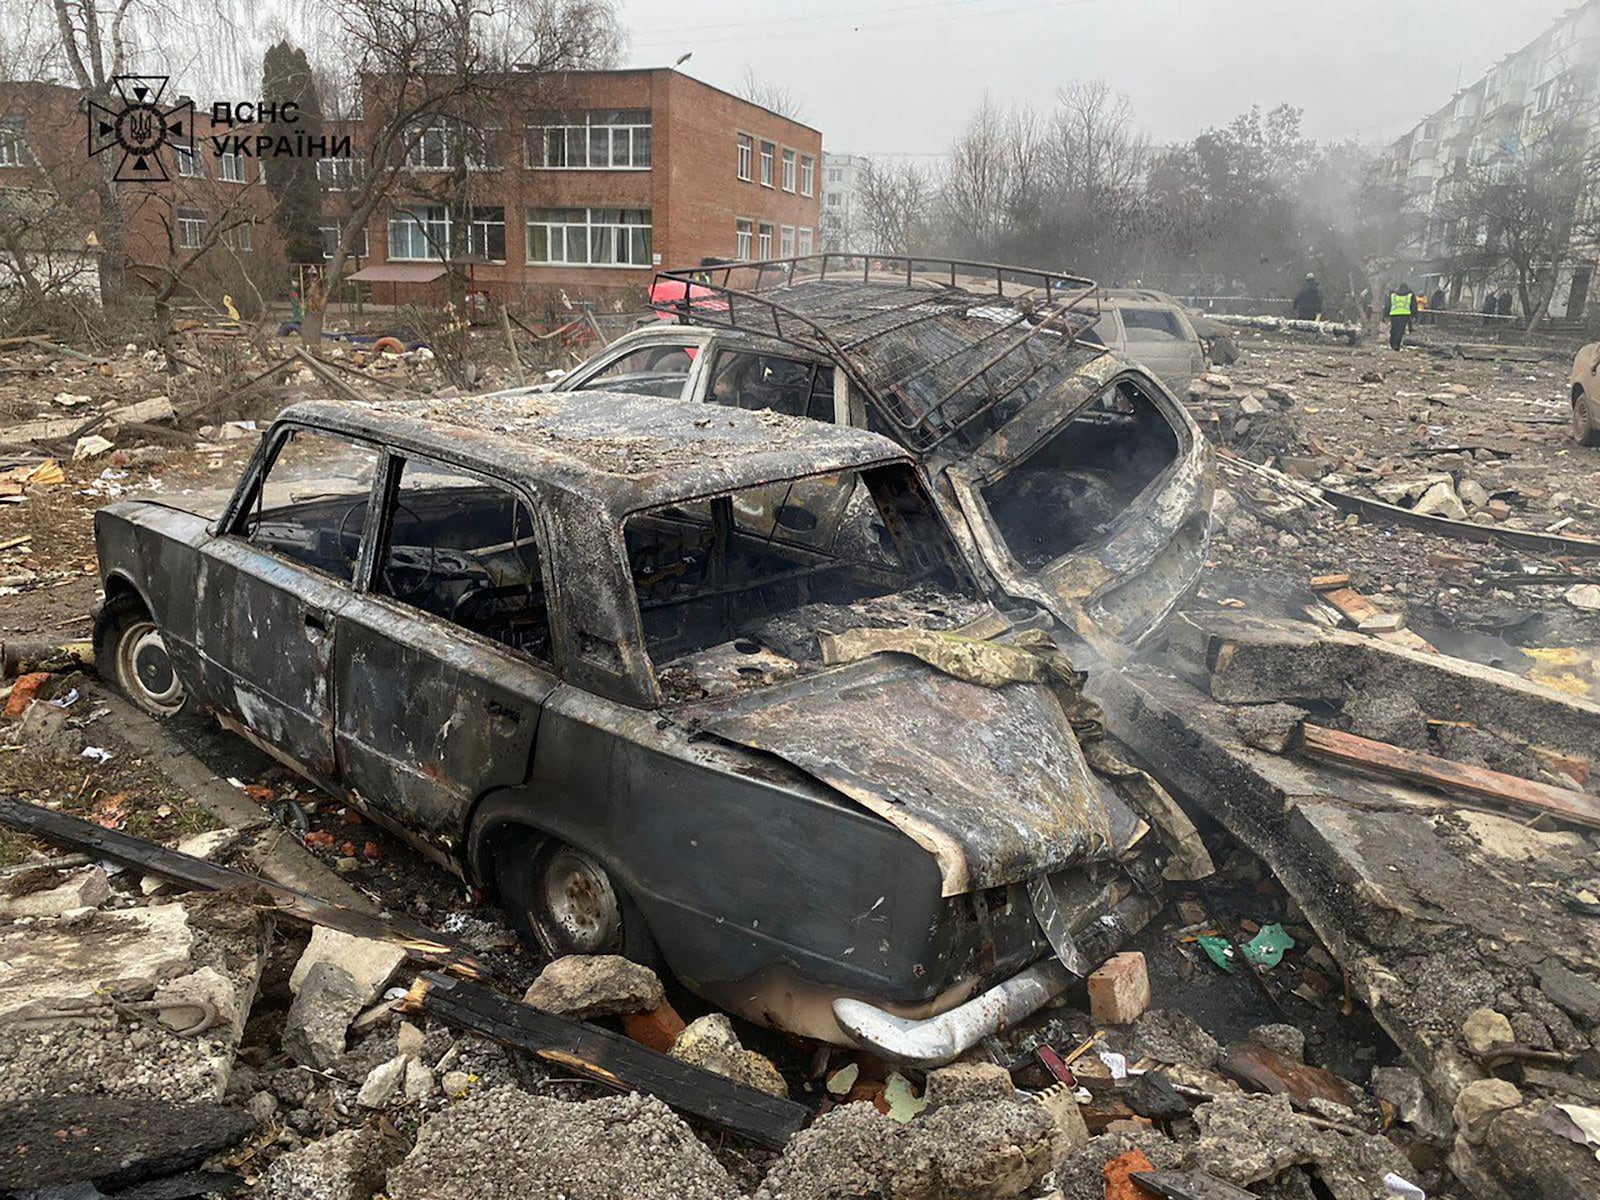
<box><xmin>1088</xmin><ymin>951</ymin><xmax>1151</xmax><ymax>1025</ymax></box>
<box><xmin>3</xmin><ymin>671</ymin><xmax>50</xmax><ymax>717</ymax></box>
<box><xmin>621</xmin><ymin>1000</ymin><xmax>687</xmax><ymax>1053</ymax></box>
<box><xmin>1103</xmin><ymin>1148</ymin><xmax>1156</xmax><ymax>1200</ymax></box>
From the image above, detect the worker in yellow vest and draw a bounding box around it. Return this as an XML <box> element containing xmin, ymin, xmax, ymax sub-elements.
<box><xmin>1387</xmin><ymin>284</ymin><xmax>1416</xmax><ymax>350</ymax></box>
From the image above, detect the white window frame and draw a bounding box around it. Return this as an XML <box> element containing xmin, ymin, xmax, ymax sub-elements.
<box><xmin>524</xmin><ymin>110</ymin><xmax>652</xmax><ymax>171</ymax></box>
<box><xmin>317</xmin><ymin>155</ymin><xmax>362</xmax><ymax>190</ymax></box>
<box><xmin>320</xmin><ymin>224</ymin><xmax>370</xmax><ymax>260</ymax></box>
<box><xmin>737</xmin><ymin>133</ymin><xmax>753</xmax><ymax>181</ymax></box>
<box><xmin>0</xmin><ymin>119</ymin><xmax>24</xmax><ymax>167</ymax></box>
<box><xmin>757</xmin><ymin>222</ymin><xmax>774</xmax><ymax>258</ymax></box>
<box><xmin>224</xmin><ymin>222</ymin><xmax>252</xmax><ymax>252</ymax></box>
<box><xmin>779</xmin><ymin>225</ymin><xmax>795</xmax><ymax>256</ymax></box>
<box><xmin>218</xmin><ymin>150</ymin><xmax>244</xmax><ymax>183</ymax></box>
<box><xmin>407</xmin><ymin>122</ymin><xmax>496</xmax><ymax>172</ymax></box>
<box><xmin>798</xmin><ymin>227</ymin><xmax>813</xmax><ymax>255</ymax></box>
<box><xmin>174</xmin><ymin>146</ymin><xmax>198</xmax><ymax>177</ymax></box>
<box><xmin>800</xmin><ymin>155</ymin><xmax>814</xmax><ymax>197</ymax></box>
<box><xmin>176</xmin><ymin>208</ymin><xmax>206</xmax><ymax>250</ymax></box>
<box><xmin>781</xmin><ymin>148</ymin><xmax>796</xmax><ymax>193</ymax></box>
<box><xmin>388</xmin><ymin>205</ymin><xmax>450</xmax><ymax>261</ymax></box>
<box><xmin>466</xmin><ymin>206</ymin><xmax>507</xmax><ymax>262</ymax></box>
<box><xmin>524</xmin><ymin>207</ymin><xmax>653</xmax><ymax>268</ymax></box>
<box><xmin>759</xmin><ymin>141</ymin><xmax>775</xmax><ymax>188</ymax></box>
<box><xmin>735</xmin><ymin>218</ymin><xmax>753</xmax><ymax>259</ymax></box>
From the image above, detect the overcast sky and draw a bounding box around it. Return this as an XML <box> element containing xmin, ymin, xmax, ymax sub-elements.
<box><xmin>619</xmin><ymin>0</ymin><xmax>1579</xmax><ymax>153</ymax></box>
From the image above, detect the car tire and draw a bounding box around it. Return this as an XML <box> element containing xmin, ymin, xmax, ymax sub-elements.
<box><xmin>492</xmin><ymin>827</ymin><xmax>660</xmax><ymax>966</ymax></box>
<box><xmin>1575</xmin><ymin>391</ymin><xmax>1600</xmax><ymax>447</ymax></box>
<box><xmin>95</xmin><ymin>593</ymin><xmax>187</xmax><ymax>718</ymax></box>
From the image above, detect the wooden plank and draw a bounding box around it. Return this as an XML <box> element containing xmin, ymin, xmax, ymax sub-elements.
<box><xmin>1308</xmin><ymin>573</ymin><xmax>1350</xmax><ymax>591</ymax></box>
<box><xmin>401</xmin><ymin>973</ymin><xmax>809</xmax><ymax>1149</ymax></box>
<box><xmin>1298</xmin><ymin>724</ymin><xmax>1600</xmax><ymax>831</ymax></box>
<box><xmin>1316</xmin><ymin>587</ymin><xmax>1388</xmax><ymax>630</ymax></box>
<box><xmin>0</xmin><ymin>795</ymin><xmax>489</xmax><ymax>978</ymax></box>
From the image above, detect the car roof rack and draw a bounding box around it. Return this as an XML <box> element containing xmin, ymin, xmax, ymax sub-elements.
<box><xmin>651</xmin><ymin>253</ymin><xmax>1103</xmax><ymax>452</ymax></box>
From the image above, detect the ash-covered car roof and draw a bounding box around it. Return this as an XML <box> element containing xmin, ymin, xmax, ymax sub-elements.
<box><xmin>652</xmin><ymin>255</ymin><xmax>1110</xmax><ymax>452</ymax></box>
<box><xmin>274</xmin><ymin>392</ymin><xmax>915</xmax><ymax>513</ymax></box>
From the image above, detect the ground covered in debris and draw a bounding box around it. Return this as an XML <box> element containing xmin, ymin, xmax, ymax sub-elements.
<box><xmin>3</xmin><ymin>327</ymin><xmax>1600</xmax><ymax>1198</ymax></box>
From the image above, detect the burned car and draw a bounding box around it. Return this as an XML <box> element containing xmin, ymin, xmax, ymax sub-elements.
<box><xmin>93</xmin><ymin>392</ymin><xmax>1169</xmax><ymax>1063</ymax></box>
<box><xmin>1572</xmin><ymin>340</ymin><xmax>1600</xmax><ymax>446</ymax></box>
<box><xmin>548</xmin><ymin>255</ymin><xmax>1213</xmax><ymax>648</ymax></box>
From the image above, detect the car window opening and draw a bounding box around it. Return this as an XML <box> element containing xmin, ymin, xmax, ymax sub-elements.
<box><xmin>240</xmin><ymin>428</ymin><xmax>379</xmax><ymax>584</ymax></box>
<box><xmin>375</xmin><ymin>460</ymin><xmax>553</xmax><ymax>665</ymax></box>
<box><xmin>623</xmin><ymin>465</ymin><xmax>975</xmax><ymax>696</ymax></box>
<box><xmin>980</xmin><ymin>378</ymin><xmax>1180</xmax><ymax>567</ymax></box>
<box><xmin>706</xmin><ymin>351</ymin><xmax>834</xmax><ymax>423</ymax></box>
<box><xmin>575</xmin><ymin>343</ymin><xmax>696</xmax><ymax>398</ymax></box>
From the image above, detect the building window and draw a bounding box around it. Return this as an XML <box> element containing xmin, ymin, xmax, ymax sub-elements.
<box><xmin>176</xmin><ymin>208</ymin><xmax>206</xmax><ymax>249</ymax></box>
<box><xmin>320</xmin><ymin>225</ymin><xmax>370</xmax><ymax>260</ymax></box>
<box><xmin>800</xmin><ymin>155</ymin><xmax>814</xmax><ymax>197</ymax></box>
<box><xmin>0</xmin><ymin>118</ymin><xmax>25</xmax><ymax>167</ymax></box>
<box><xmin>525</xmin><ymin>110</ymin><xmax>651</xmax><ymax>170</ymax></box>
<box><xmin>737</xmin><ymin>133</ymin><xmax>753</xmax><ymax>181</ymax></box>
<box><xmin>757</xmin><ymin>222</ymin><xmax>774</xmax><ymax>258</ymax></box>
<box><xmin>467</xmin><ymin>206</ymin><xmax>506</xmax><ymax>261</ymax></box>
<box><xmin>827</xmin><ymin>192</ymin><xmax>842</xmax><ymax>207</ymax></box>
<box><xmin>781</xmin><ymin>148</ymin><xmax>796</xmax><ymax>192</ymax></box>
<box><xmin>317</xmin><ymin>155</ymin><xmax>362</xmax><ymax>190</ymax></box>
<box><xmin>798</xmin><ymin>227</ymin><xmax>813</xmax><ymax>255</ymax></box>
<box><xmin>223</xmin><ymin>222</ymin><xmax>252</xmax><ymax>251</ymax></box>
<box><xmin>780</xmin><ymin>225</ymin><xmax>795</xmax><ymax>256</ymax></box>
<box><xmin>174</xmin><ymin>147</ymin><xmax>198</xmax><ymax>177</ymax></box>
<box><xmin>407</xmin><ymin>123</ymin><xmax>495</xmax><ymax>171</ymax></box>
<box><xmin>759</xmin><ymin>141</ymin><xmax>775</xmax><ymax>187</ymax></box>
<box><xmin>218</xmin><ymin>150</ymin><xmax>244</xmax><ymax>183</ymax></box>
<box><xmin>827</xmin><ymin>166</ymin><xmax>842</xmax><ymax>183</ymax></box>
<box><xmin>389</xmin><ymin>205</ymin><xmax>450</xmax><ymax>260</ymax></box>
<box><xmin>525</xmin><ymin>207</ymin><xmax>652</xmax><ymax>267</ymax></box>
<box><xmin>735</xmin><ymin>218</ymin><xmax>753</xmax><ymax>259</ymax></box>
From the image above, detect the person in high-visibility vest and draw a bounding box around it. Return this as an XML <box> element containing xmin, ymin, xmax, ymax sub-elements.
<box><xmin>1387</xmin><ymin>284</ymin><xmax>1416</xmax><ymax>350</ymax></box>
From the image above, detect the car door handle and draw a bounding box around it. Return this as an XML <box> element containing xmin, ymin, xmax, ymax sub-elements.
<box><xmin>303</xmin><ymin>610</ymin><xmax>329</xmax><ymax>639</ymax></box>
<box><xmin>485</xmin><ymin>699</ymin><xmax>521</xmax><ymax>725</ymax></box>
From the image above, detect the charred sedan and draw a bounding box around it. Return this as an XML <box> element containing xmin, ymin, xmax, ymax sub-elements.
<box><xmin>94</xmin><ymin>393</ymin><xmax>1161</xmax><ymax>1062</ymax></box>
<box><xmin>548</xmin><ymin>254</ymin><xmax>1214</xmax><ymax>648</ymax></box>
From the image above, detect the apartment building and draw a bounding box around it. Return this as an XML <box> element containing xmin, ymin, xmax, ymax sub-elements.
<box><xmin>819</xmin><ymin>152</ymin><xmax>867</xmax><ymax>251</ymax></box>
<box><xmin>1388</xmin><ymin>0</ymin><xmax>1600</xmax><ymax>317</ymax></box>
<box><xmin>0</xmin><ymin>68</ymin><xmax>822</xmax><ymax>312</ymax></box>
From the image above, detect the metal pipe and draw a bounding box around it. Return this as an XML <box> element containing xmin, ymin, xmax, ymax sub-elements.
<box><xmin>833</xmin><ymin>959</ymin><xmax>1076</xmax><ymax>1067</ymax></box>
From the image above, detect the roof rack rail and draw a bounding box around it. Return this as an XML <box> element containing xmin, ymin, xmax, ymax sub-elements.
<box><xmin>651</xmin><ymin>253</ymin><xmax>1103</xmax><ymax>452</ymax></box>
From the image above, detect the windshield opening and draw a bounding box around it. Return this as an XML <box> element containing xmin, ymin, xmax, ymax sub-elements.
<box><xmin>979</xmin><ymin>377</ymin><xmax>1180</xmax><ymax>566</ymax></box>
<box><xmin>623</xmin><ymin>463</ymin><xmax>981</xmax><ymax>699</ymax></box>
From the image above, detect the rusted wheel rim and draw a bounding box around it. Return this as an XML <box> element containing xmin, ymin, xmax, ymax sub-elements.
<box><xmin>542</xmin><ymin>847</ymin><xmax>621</xmax><ymax>952</ymax></box>
<box><xmin>116</xmin><ymin>619</ymin><xmax>185</xmax><ymax>716</ymax></box>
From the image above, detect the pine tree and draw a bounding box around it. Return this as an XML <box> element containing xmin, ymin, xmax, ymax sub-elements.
<box><xmin>262</xmin><ymin>40</ymin><xmax>324</xmax><ymax>265</ymax></box>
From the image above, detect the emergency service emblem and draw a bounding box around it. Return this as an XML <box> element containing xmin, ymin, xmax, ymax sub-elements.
<box><xmin>87</xmin><ymin>75</ymin><xmax>194</xmax><ymax>183</ymax></box>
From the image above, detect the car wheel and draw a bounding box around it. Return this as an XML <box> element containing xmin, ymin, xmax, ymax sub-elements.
<box><xmin>493</xmin><ymin>829</ymin><xmax>659</xmax><ymax>964</ymax></box>
<box><xmin>96</xmin><ymin>594</ymin><xmax>187</xmax><ymax>717</ymax></box>
<box><xmin>1575</xmin><ymin>392</ymin><xmax>1600</xmax><ymax>447</ymax></box>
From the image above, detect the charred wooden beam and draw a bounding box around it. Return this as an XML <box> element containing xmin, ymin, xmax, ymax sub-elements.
<box><xmin>1298</xmin><ymin>724</ymin><xmax>1600</xmax><ymax>831</ymax></box>
<box><xmin>400</xmin><ymin>972</ymin><xmax>809</xmax><ymax>1149</ymax></box>
<box><xmin>0</xmin><ymin>795</ymin><xmax>487</xmax><ymax>979</ymax></box>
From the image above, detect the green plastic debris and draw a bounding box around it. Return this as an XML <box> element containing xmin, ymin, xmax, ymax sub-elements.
<box><xmin>884</xmin><ymin>1071</ymin><xmax>927</xmax><ymax>1123</ymax></box>
<box><xmin>825</xmin><ymin>1062</ymin><xmax>860</xmax><ymax>1096</ymax></box>
<box><xmin>1242</xmin><ymin>923</ymin><xmax>1295</xmax><ymax>968</ymax></box>
<box><xmin>1198</xmin><ymin>935</ymin><xmax>1237</xmax><ymax>973</ymax></box>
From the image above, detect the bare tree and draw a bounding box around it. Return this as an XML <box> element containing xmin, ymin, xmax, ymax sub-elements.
<box><xmin>941</xmin><ymin>94</ymin><xmax>1041</xmax><ymax>257</ymax></box>
<box><xmin>856</xmin><ymin>158</ymin><xmax>933</xmax><ymax>255</ymax></box>
<box><xmin>1434</xmin><ymin>87</ymin><xmax>1600</xmax><ymax>331</ymax></box>
<box><xmin>736</xmin><ymin>66</ymin><xmax>803</xmax><ymax>122</ymax></box>
<box><xmin>300</xmin><ymin>0</ymin><xmax>622</xmax><ymax>346</ymax></box>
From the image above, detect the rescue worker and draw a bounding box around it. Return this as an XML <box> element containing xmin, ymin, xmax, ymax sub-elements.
<box><xmin>1292</xmin><ymin>273</ymin><xmax>1323</xmax><ymax>321</ymax></box>
<box><xmin>1387</xmin><ymin>283</ymin><xmax>1416</xmax><ymax>350</ymax></box>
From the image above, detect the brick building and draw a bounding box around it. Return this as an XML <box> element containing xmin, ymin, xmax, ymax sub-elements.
<box><xmin>343</xmin><ymin>68</ymin><xmax>822</xmax><ymax>307</ymax></box>
<box><xmin>0</xmin><ymin>68</ymin><xmax>822</xmax><ymax>314</ymax></box>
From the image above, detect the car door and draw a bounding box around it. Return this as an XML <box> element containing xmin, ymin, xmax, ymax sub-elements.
<box><xmin>561</xmin><ymin>333</ymin><xmax>705</xmax><ymax>399</ymax></box>
<box><xmin>195</xmin><ymin>425</ymin><xmax>379</xmax><ymax>785</ymax></box>
<box><xmin>331</xmin><ymin>452</ymin><xmax>560</xmax><ymax>858</ymax></box>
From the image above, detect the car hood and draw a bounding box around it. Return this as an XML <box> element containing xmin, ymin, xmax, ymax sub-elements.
<box><xmin>685</xmin><ymin>653</ymin><xmax>1140</xmax><ymax>896</ymax></box>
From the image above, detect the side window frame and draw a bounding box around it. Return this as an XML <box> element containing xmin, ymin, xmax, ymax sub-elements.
<box><xmin>365</xmin><ymin>448</ymin><xmax>563</xmax><ymax>673</ymax></box>
<box><xmin>218</xmin><ymin>421</ymin><xmax>386</xmax><ymax>588</ymax></box>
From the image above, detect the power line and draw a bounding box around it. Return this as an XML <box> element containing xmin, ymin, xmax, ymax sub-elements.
<box><xmin>628</xmin><ymin>0</ymin><xmax>1103</xmax><ymax>52</ymax></box>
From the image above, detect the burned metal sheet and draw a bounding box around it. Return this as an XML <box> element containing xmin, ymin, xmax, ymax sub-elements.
<box><xmin>694</xmin><ymin>654</ymin><xmax>1117</xmax><ymax>896</ymax></box>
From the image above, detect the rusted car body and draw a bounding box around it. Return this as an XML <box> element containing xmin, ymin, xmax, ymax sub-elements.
<box><xmin>93</xmin><ymin>392</ymin><xmax>1160</xmax><ymax>1062</ymax></box>
<box><xmin>547</xmin><ymin>255</ymin><xmax>1214</xmax><ymax>649</ymax></box>
<box><xmin>1571</xmin><ymin>341</ymin><xmax>1600</xmax><ymax>446</ymax></box>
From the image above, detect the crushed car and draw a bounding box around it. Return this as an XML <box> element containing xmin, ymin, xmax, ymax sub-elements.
<box><xmin>92</xmin><ymin>391</ymin><xmax>1194</xmax><ymax>1064</ymax></box>
<box><xmin>1572</xmin><ymin>339</ymin><xmax>1600</xmax><ymax>446</ymax></box>
<box><xmin>547</xmin><ymin>254</ymin><xmax>1214</xmax><ymax>648</ymax></box>
<box><xmin>1085</xmin><ymin>286</ymin><xmax>1210</xmax><ymax>392</ymax></box>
